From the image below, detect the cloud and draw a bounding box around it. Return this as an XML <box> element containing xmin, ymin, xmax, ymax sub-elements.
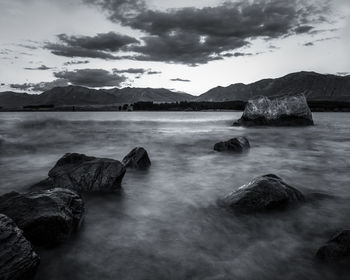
<box><xmin>170</xmin><ymin>78</ymin><xmax>191</xmax><ymax>82</ymax></box>
<box><xmin>54</xmin><ymin>68</ymin><xmax>127</xmax><ymax>87</ymax></box>
<box><xmin>223</xmin><ymin>52</ymin><xmax>254</xmax><ymax>57</ymax></box>
<box><xmin>45</xmin><ymin>32</ymin><xmax>139</xmax><ymax>59</ymax></box>
<box><xmin>337</xmin><ymin>72</ymin><xmax>349</xmax><ymax>76</ymax></box>
<box><xmin>147</xmin><ymin>71</ymin><xmax>161</xmax><ymax>75</ymax></box>
<box><xmin>24</xmin><ymin>65</ymin><xmax>52</xmax><ymax>70</ymax></box>
<box><xmin>113</xmin><ymin>68</ymin><xmax>147</xmax><ymax>74</ymax></box>
<box><xmin>113</xmin><ymin>68</ymin><xmax>162</xmax><ymax>75</ymax></box>
<box><xmin>10</xmin><ymin>79</ymin><xmax>69</xmax><ymax>92</ymax></box>
<box><xmin>303</xmin><ymin>36</ymin><xmax>340</xmax><ymax>46</ymax></box>
<box><xmin>63</xmin><ymin>60</ymin><xmax>90</xmax><ymax>65</ymax></box>
<box><xmin>84</xmin><ymin>0</ymin><xmax>330</xmax><ymax>65</ymax></box>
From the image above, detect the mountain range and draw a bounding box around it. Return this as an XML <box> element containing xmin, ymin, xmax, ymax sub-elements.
<box><xmin>1</xmin><ymin>71</ymin><xmax>350</xmax><ymax>108</ymax></box>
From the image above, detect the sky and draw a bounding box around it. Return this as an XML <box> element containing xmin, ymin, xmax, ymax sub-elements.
<box><xmin>0</xmin><ymin>0</ymin><xmax>349</xmax><ymax>95</ymax></box>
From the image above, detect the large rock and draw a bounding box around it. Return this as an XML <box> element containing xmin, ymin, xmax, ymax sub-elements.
<box><xmin>122</xmin><ymin>147</ymin><xmax>151</xmax><ymax>169</ymax></box>
<box><xmin>233</xmin><ymin>93</ymin><xmax>314</xmax><ymax>126</ymax></box>
<box><xmin>316</xmin><ymin>230</ymin><xmax>350</xmax><ymax>262</ymax></box>
<box><xmin>214</xmin><ymin>137</ymin><xmax>250</xmax><ymax>152</ymax></box>
<box><xmin>0</xmin><ymin>214</ymin><xmax>40</xmax><ymax>280</ymax></box>
<box><xmin>219</xmin><ymin>174</ymin><xmax>304</xmax><ymax>213</ymax></box>
<box><xmin>0</xmin><ymin>188</ymin><xmax>84</xmax><ymax>247</ymax></box>
<box><xmin>45</xmin><ymin>153</ymin><xmax>126</xmax><ymax>192</ymax></box>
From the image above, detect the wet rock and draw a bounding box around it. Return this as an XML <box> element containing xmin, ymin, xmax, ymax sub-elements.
<box><xmin>214</xmin><ymin>137</ymin><xmax>250</xmax><ymax>152</ymax></box>
<box><xmin>316</xmin><ymin>230</ymin><xmax>350</xmax><ymax>262</ymax></box>
<box><xmin>219</xmin><ymin>174</ymin><xmax>305</xmax><ymax>213</ymax></box>
<box><xmin>122</xmin><ymin>147</ymin><xmax>151</xmax><ymax>169</ymax></box>
<box><xmin>46</xmin><ymin>153</ymin><xmax>126</xmax><ymax>192</ymax></box>
<box><xmin>0</xmin><ymin>214</ymin><xmax>40</xmax><ymax>279</ymax></box>
<box><xmin>0</xmin><ymin>188</ymin><xmax>84</xmax><ymax>247</ymax></box>
<box><xmin>233</xmin><ymin>93</ymin><xmax>314</xmax><ymax>126</ymax></box>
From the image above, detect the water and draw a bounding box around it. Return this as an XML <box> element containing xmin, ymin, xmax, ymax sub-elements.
<box><xmin>1</xmin><ymin>111</ymin><xmax>350</xmax><ymax>280</ymax></box>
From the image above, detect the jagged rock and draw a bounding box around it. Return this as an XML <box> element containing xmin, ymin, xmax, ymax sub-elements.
<box><xmin>214</xmin><ymin>137</ymin><xmax>250</xmax><ymax>152</ymax></box>
<box><xmin>0</xmin><ymin>188</ymin><xmax>84</xmax><ymax>247</ymax></box>
<box><xmin>233</xmin><ymin>93</ymin><xmax>314</xmax><ymax>126</ymax></box>
<box><xmin>39</xmin><ymin>153</ymin><xmax>126</xmax><ymax>192</ymax></box>
<box><xmin>122</xmin><ymin>147</ymin><xmax>151</xmax><ymax>169</ymax></box>
<box><xmin>316</xmin><ymin>230</ymin><xmax>350</xmax><ymax>262</ymax></box>
<box><xmin>0</xmin><ymin>214</ymin><xmax>40</xmax><ymax>279</ymax></box>
<box><xmin>219</xmin><ymin>174</ymin><xmax>304</xmax><ymax>213</ymax></box>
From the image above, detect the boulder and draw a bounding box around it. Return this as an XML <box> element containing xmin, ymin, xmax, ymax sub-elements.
<box><xmin>122</xmin><ymin>147</ymin><xmax>151</xmax><ymax>169</ymax></box>
<box><xmin>214</xmin><ymin>137</ymin><xmax>250</xmax><ymax>152</ymax></box>
<box><xmin>0</xmin><ymin>188</ymin><xmax>84</xmax><ymax>247</ymax></box>
<box><xmin>316</xmin><ymin>230</ymin><xmax>350</xmax><ymax>262</ymax></box>
<box><xmin>44</xmin><ymin>153</ymin><xmax>126</xmax><ymax>192</ymax></box>
<box><xmin>233</xmin><ymin>93</ymin><xmax>314</xmax><ymax>126</ymax></box>
<box><xmin>0</xmin><ymin>214</ymin><xmax>40</xmax><ymax>280</ymax></box>
<box><xmin>219</xmin><ymin>174</ymin><xmax>304</xmax><ymax>213</ymax></box>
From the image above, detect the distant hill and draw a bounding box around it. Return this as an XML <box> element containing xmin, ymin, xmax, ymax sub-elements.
<box><xmin>1</xmin><ymin>71</ymin><xmax>350</xmax><ymax>108</ymax></box>
<box><xmin>196</xmin><ymin>71</ymin><xmax>350</xmax><ymax>102</ymax></box>
<box><xmin>0</xmin><ymin>86</ymin><xmax>195</xmax><ymax>108</ymax></box>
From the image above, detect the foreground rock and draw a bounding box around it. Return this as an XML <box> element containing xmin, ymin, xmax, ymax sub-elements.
<box><xmin>233</xmin><ymin>93</ymin><xmax>314</xmax><ymax>126</ymax></box>
<box><xmin>36</xmin><ymin>153</ymin><xmax>127</xmax><ymax>192</ymax></box>
<box><xmin>219</xmin><ymin>174</ymin><xmax>304</xmax><ymax>213</ymax></box>
<box><xmin>0</xmin><ymin>214</ymin><xmax>40</xmax><ymax>279</ymax></box>
<box><xmin>214</xmin><ymin>137</ymin><xmax>250</xmax><ymax>153</ymax></box>
<box><xmin>0</xmin><ymin>188</ymin><xmax>84</xmax><ymax>247</ymax></box>
<box><xmin>316</xmin><ymin>230</ymin><xmax>350</xmax><ymax>262</ymax></box>
<box><xmin>122</xmin><ymin>147</ymin><xmax>151</xmax><ymax>169</ymax></box>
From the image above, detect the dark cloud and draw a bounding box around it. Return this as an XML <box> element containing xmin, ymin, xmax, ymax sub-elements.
<box><xmin>45</xmin><ymin>32</ymin><xmax>139</xmax><ymax>59</ymax></box>
<box><xmin>223</xmin><ymin>52</ymin><xmax>254</xmax><ymax>57</ymax></box>
<box><xmin>24</xmin><ymin>65</ymin><xmax>51</xmax><ymax>70</ymax></box>
<box><xmin>147</xmin><ymin>71</ymin><xmax>161</xmax><ymax>75</ymax></box>
<box><xmin>63</xmin><ymin>60</ymin><xmax>90</xmax><ymax>65</ymax></box>
<box><xmin>10</xmin><ymin>79</ymin><xmax>69</xmax><ymax>92</ymax></box>
<box><xmin>170</xmin><ymin>78</ymin><xmax>191</xmax><ymax>82</ymax></box>
<box><xmin>294</xmin><ymin>25</ymin><xmax>314</xmax><ymax>34</ymax></box>
<box><xmin>113</xmin><ymin>68</ymin><xmax>161</xmax><ymax>75</ymax></box>
<box><xmin>54</xmin><ymin>68</ymin><xmax>127</xmax><ymax>87</ymax></box>
<box><xmin>84</xmin><ymin>0</ymin><xmax>329</xmax><ymax>65</ymax></box>
<box><xmin>113</xmin><ymin>68</ymin><xmax>147</xmax><ymax>74</ymax></box>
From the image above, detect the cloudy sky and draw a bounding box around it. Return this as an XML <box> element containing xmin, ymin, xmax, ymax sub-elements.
<box><xmin>0</xmin><ymin>0</ymin><xmax>349</xmax><ymax>95</ymax></box>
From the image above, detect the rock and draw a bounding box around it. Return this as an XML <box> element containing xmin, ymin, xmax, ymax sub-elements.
<box><xmin>233</xmin><ymin>93</ymin><xmax>314</xmax><ymax>126</ymax></box>
<box><xmin>0</xmin><ymin>188</ymin><xmax>84</xmax><ymax>247</ymax></box>
<box><xmin>219</xmin><ymin>174</ymin><xmax>304</xmax><ymax>213</ymax></box>
<box><xmin>122</xmin><ymin>147</ymin><xmax>151</xmax><ymax>169</ymax></box>
<box><xmin>0</xmin><ymin>214</ymin><xmax>40</xmax><ymax>280</ymax></box>
<box><xmin>46</xmin><ymin>153</ymin><xmax>126</xmax><ymax>192</ymax></box>
<box><xmin>214</xmin><ymin>137</ymin><xmax>250</xmax><ymax>152</ymax></box>
<box><xmin>316</xmin><ymin>230</ymin><xmax>350</xmax><ymax>262</ymax></box>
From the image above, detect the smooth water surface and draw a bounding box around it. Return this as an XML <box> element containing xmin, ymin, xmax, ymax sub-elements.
<box><xmin>1</xmin><ymin>112</ymin><xmax>350</xmax><ymax>280</ymax></box>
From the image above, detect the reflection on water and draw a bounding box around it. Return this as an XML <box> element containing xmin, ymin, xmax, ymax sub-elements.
<box><xmin>1</xmin><ymin>111</ymin><xmax>350</xmax><ymax>279</ymax></box>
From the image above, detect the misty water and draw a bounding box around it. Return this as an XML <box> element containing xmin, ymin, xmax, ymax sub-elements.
<box><xmin>1</xmin><ymin>111</ymin><xmax>350</xmax><ymax>280</ymax></box>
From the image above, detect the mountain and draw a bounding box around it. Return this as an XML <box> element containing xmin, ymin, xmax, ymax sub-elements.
<box><xmin>106</xmin><ymin>87</ymin><xmax>195</xmax><ymax>103</ymax></box>
<box><xmin>1</xmin><ymin>71</ymin><xmax>350</xmax><ymax>108</ymax></box>
<box><xmin>196</xmin><ymin>72</ymin><xmax>350</xmax><ymax>102</ymax></box>
<box><xmin>0</xmin><ymin>86</ymin><xmax>194</xmax><ymax>108</ymax></box>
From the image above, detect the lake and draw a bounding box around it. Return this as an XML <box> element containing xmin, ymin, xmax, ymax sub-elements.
<box><xmin>1</xmin><ymin>111</ymin><xmax>350</xmax><ymax>279</ymax></box>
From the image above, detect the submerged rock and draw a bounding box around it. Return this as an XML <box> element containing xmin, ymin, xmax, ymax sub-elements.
<box><xmin>45</xmin><ymin>153</ymin><xmax>126</xmax><ymax>192</ymax></box>
<box><xmin>0</xmin><ymin>214</ymin><xmax>40</xmax><ymax>279</ymax></box>
<box><xmin>214</xmin><ymin>137</ymin><xmax>250</xmax><ymax>153</ymax></box>
<box><xmin>316</xmin><ymin>230</ymin><xmax>350</xmax><ymax>262</ymax></box>
<box><xmin>0</xmin><ymin>188</ymin><xmax>84</xmax><ymax>247</ymax></box>
<box><xmin>219</xmin><ymin>174</ymin><xmax>304</xmax><ymax>213</ymax></box>
<box><xmin>122</xmin><ymin>147</ymin><xmax>151</xmax><ymax>169</ymax></box>
<box><xmin>233</xmin><ymin>93</ymin><xmax>314</xmax><ymax>126</ymax></box>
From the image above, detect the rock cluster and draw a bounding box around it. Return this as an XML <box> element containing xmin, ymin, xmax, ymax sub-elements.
<box><xmin>219</xmin><ymin>174</ymin><xmax>305</xmax><ymax>213</ymax></box>
<box><xmin>0</xmin><ymin>214</ymin><xmax>40</xmax><ymax>280</ymax></box>
<box><xmin>214</xmin><ymin>136</ymin><xmax>250</xmax><ymax>153</ymax></box>
<box><xmin>316</xmin><ymin>230</ymin><xmax>350</xmax><ymax>262</ymax></box>
<box><xmin>233</xmin><ymin>93</ymin><xmax>314</xmax><ymax>126</ymax></box>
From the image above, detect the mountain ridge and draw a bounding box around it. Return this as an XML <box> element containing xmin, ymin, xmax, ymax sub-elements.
<box><xmin>1</xmin><ymin>71</ymin><xmax>350</xmax><ymax>108</ymax></box>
